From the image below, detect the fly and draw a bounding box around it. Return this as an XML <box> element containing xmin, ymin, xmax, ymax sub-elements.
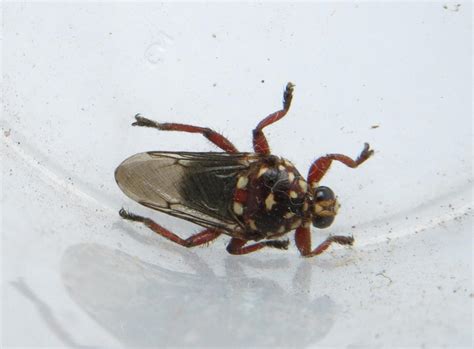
<box><xmin>115</xmin><ymin>82</ymin><xmax>374</xmax><ymax>257</ymax></box>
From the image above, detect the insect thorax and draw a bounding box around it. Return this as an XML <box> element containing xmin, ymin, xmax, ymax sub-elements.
<box><xmin>232</xmin><ymin>155</ymin><xmax>310</xmax><ymax>239</ymax></box>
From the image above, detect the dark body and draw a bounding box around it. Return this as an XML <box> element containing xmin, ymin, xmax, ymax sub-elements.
<box><xmin>115</xmin><ymin>82</ymin><xmax>373</xmax><ymax>256</ymax></box>
<box><xmin>115</xmin><ymin>151</ymin><xmax>310</xmax><ymax>242</ymax></box>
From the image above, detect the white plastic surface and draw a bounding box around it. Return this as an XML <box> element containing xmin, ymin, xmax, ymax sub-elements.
<box><xmin>2</xmin><ymin>2</ymin><xmax>472</xmax><ymax>347</ymax></box>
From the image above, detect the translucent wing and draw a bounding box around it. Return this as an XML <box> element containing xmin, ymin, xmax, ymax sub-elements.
<box><xmin>115</xmin><ymin>151</ymin><xmax>257</xmax><ymax>232</ymax></box>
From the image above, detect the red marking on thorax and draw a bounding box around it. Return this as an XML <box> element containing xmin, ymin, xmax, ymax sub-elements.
<box><xmin>233</xmin><ymin>189</ymin><xmax>248</xmax><ymax>203</ymax></box>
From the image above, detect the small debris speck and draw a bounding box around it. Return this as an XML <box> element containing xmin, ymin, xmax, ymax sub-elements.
<box><xmin>443</xmin><ymin>3</ymin><xmax>461</xmax><ymax>12</ymax></box>
<box><xmin>370</xmin><ymin>125</ymin><xmax>380</xmax><ymax>129</ymax></box>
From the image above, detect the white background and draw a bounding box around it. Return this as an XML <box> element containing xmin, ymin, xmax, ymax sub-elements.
<box><xmin>2</xmin><ymin>1</ymin><xmax>472</xmax><ymax>347</ymax></box>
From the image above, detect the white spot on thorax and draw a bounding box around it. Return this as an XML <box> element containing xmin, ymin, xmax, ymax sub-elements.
<box><xmin>298</xmin><ymin>179</ymin><xmax>308</xmax><ymax>192</ymax></box>
<box><xmin>248</xmin><ymin>219</ymin><xmax>257</xmax><ymax>230</ymax></box>
<box><xmin>284</xmin><ymin>212</ymin><xmax>295</xmax><ymax>219</ymax></box>
<box><xmin>288</xmin><ymin>172</ymin><xmax>295</xmax><ymax>182</ymax></box>
<box><xmin>233</xmin><ymin>202</ymin><xmax>244</xmax><ymax>215</ymax></box>
<box><xmin>265</xmin><ymin>193</ymin><xmax>276</xmax><ymax>211</ymax></box>
<box><xmin>237</xmin><ymin>176</ymin><xmax>248</xmax><ymax>189</ymax></box>
<box><xmin>257</xmin><ymin>166</ymin><xmax>268</xmax><ymax>178</ymax></box>
<box><xmin>290</xmin><ymin>218</ymin><xmax>302</xmax><ymax>230</ymax></box>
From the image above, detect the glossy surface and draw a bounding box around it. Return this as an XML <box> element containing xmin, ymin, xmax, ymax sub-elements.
<box><xmin>233</xmin><ymin>155</ymin><xmax>308</xmax><ymax>239</ymax></box>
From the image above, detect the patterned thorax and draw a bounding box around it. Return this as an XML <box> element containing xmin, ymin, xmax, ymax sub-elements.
<box><xmin>232</xmin><ymin>155</ymin><xmax>310</xmax><ymax>240</ymax></box>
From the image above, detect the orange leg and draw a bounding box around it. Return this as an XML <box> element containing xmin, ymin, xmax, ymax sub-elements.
<box><xmin>307</xmin><ymin>143</ymin><xmax>374</xmax><ymax>186</ymax></box>
<box><xmin>294</xmin><ymin>226</ymin><xmax>354</xmax><ymax>257</ymax></box>
<box><xmin>119</xmin><ymin>209</ymin><xmax>222</xmax><ymax>247</ymax></box>
<box><xmin>226</xmin><ymin>237</ymin><xmax>289</xmax><ymax>255</ymax></box>
<box><xmin>252</xmin><ymin>82</ymin><xmax>295</xmax><ymax>154</ymax></box>
<box><xmin>132</xmin><ymin>114</ymin><xmax>238</xmax><ymax>153</ymax></box>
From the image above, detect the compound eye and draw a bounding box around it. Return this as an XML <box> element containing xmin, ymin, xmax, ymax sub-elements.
<box><xmin>312</xmin><ymin>186</ymin><xmax>337</xmax><ymax>229</ymax></box>
<box><xmin>313</xmin><ymin>215</ymin><xmax>335</xmax><ymax>229</ymax></box>
<box><xmin>315</xmin><ymin>186</ymin><xmax>335</xmax><ymax>202</ymax></box>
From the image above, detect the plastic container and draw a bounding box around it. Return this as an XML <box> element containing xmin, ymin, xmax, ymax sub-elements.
<box><xmin>2</xmin><ymin>2</ymin><xmax>472</xmax><ymax>347</ymax></box>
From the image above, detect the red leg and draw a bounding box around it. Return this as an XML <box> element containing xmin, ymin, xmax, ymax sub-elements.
<box><xmin>119</xmin><ymin>209</ymin><xmax>222</xmax><ymax>247</ymax></box>
<box><xmin>252</xmin><ymin>82</ymin><xmax>295</xmax><ymax>154</ymax></box>
<box><xmin>307</xmin><ymin>143</ymin><xmax>374</xmax><ymax>186</ymax></box>
<box><xmin>226</xmin><ymin>238</ymin><xmax>289</xmax><ymax>255</ymax></box>
<box><xmin>295</xmin><ymin>226</ymin><xmax>354</xmax><ymax>258</ymax></box>
<box><xmin>132</xmin><ymin>114</ymin><xmax>238</xmax><ymax>153</ymax></box>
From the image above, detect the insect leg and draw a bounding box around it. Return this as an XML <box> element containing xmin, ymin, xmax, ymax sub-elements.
<box><xmin>307</xmin><ymin>143</ymin><xmax>374</xmax><ymax>186</ymax></box>
<box><xmin>132</xmin><ymin>114</ymin><xmax>238</xmax><ymax>153</ymax></box>
<box><xmin>294</xmin><ymin>226</ymin><xmax>354</xmax><ymax>257</ymax></box>
<box><xmin>119</xmin><ymin>209</ymin><xmax>222</xmax><ymax>247</ymax></box>
<box><xmin>226</xmin><ymin>237</ymin><xmax>289</xmax><ymax>255</ymax></box>
<box><xmin>252</xmin><ymin>82</ymin><xmax>295</xmax><ymax>154</ymax></box>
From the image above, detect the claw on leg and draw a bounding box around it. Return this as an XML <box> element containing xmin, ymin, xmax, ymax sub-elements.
<box><xmin>119</xmin><ymin>208</ymin><xmax>145</xmax><ymax>222</ymax></box>
<box><xmin>295</xmin><ymin>226</ymin><xmax>354</xmax><ymax>257</ymax></box>
<box><xmin>130</xmin><ymin>114</ymin><xmax>238</xmax><ymax>153</ymax></box>
<box><xmin>252</xmin><ymin>82</ymin><xmax>295</xmax><ymax>154</ymax></box>
<box><xmin>308</xmin><ymin>143</ymin><xmax>374</xmax><ymax>186</ymax></box>
<box><xmin>119</xmin><ymin>208</ymin><xmax>222</xmax><ymax>248</ymax></box>
<box><xmin>132</xmin><ymin>114</ymin><xmax>160</xmax><ymax>128</ymax></box>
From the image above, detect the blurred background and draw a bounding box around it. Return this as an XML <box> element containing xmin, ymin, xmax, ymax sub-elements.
<box><xmin>2</xmin><ymin>2</ymin><xmax>472</xmax><ymax>347</ymax></box>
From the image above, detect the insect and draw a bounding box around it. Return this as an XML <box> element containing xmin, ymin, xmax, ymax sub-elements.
<box><xmin>115</xmin><ymin>82</ymin><xmax>374</xmax><ymax>257</ymax></box>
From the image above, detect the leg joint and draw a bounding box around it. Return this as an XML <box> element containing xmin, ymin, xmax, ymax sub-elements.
<box><xmin>226</xmin><ymin>244</ymin><xmax>237</xmax><ymax>254</ymax></box>
<box><xmin>202</xmin><ymin>127</ymin><xmax>213</xmax><ymax>137</ymax></box>
<box><xmin>252</xmin><ymin>128</ymin><xmax>260</xmax><ymax>136</ymax></box>
<box><xmin>265</xmin><ymin>239</ymin><xmax>290</xmax><ymax>250</ymax></box>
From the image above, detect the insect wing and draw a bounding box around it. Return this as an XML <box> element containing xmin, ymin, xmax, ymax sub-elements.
<box><xmin>115</xmin><ymin>151</ymin><xmax>254</xmax><ymax>232</ymax></box>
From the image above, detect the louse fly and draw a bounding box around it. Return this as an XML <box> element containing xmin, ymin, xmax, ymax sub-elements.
<box><xmin>115</xmin><ymin>83</ymin><xmax>374</xmax><ymax>257</ymax></box>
